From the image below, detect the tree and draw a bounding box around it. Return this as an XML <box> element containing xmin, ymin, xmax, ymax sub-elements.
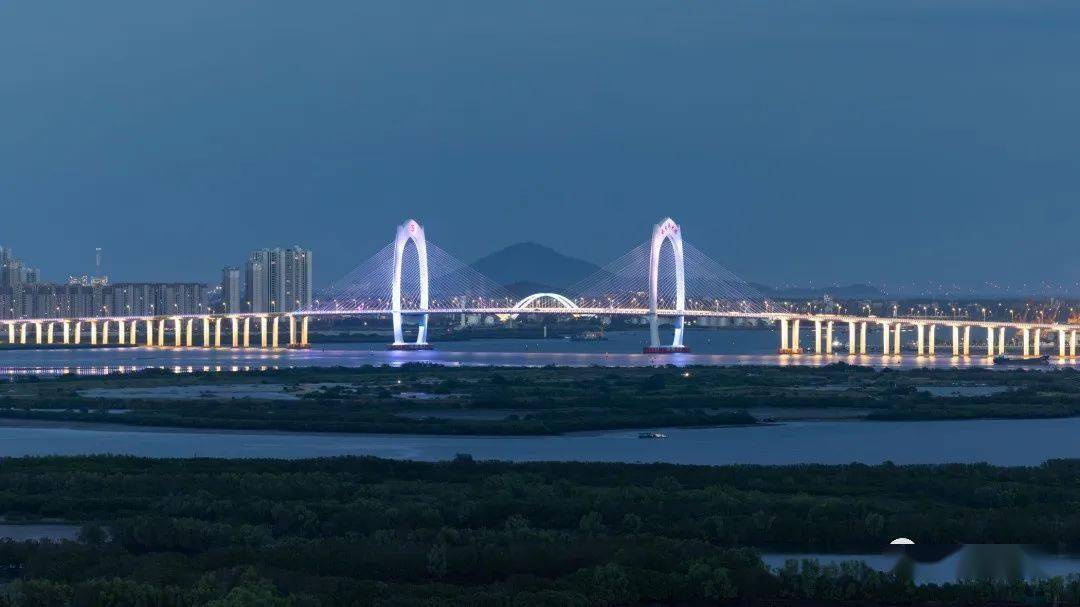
<box><xmin>427</xmin><ymin>543</ymin><xmax>447</xmax><ymax>579</ymax></box>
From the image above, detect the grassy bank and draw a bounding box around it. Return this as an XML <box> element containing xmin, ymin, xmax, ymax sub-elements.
<box><xmin>2</xmin><ymin>364</ymin><xmax>1080</xmax><ymax>434</ymax></box>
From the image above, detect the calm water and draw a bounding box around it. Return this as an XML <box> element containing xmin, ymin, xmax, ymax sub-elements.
<box><xmin>763</xmin><ymin>545</ymin><xmax>1080</xmax><ymax>585</ymax></box>
<box><xmin>1</xmin><ymin>417</ymin><xmax>1079</xmax><ymax>464</ymax></box>
<box><xmin>0</xmin><ymin>328</ymin><xmax>1075</xmax><ymax>464</ymax></box>
<box><xmin>0</xmin><ymin>329</ymin><xmax>1068</xmax><ymax>375</ymax></box>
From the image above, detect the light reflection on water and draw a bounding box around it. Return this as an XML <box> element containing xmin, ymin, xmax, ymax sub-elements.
<box><xmin>0</xmin><ymin>329</ymin><xmax>1071</xmax><ymax>376</ymax></box>
<box><xmin>763</xmin><ymin>545</ymin><xmax>1080</xmax><ymax>585</ymax></box>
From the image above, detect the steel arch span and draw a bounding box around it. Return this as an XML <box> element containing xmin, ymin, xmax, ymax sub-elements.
<box><xmin>390</xmin><ymin>219</ymin><xmax>431</xmax><ymax>348</ymax></box>
<box><xmin>648</xmin><ymin>217</ymin><xmax>687</xmax><ymax>351</ymax></box>
<box><xmin>507</xmin><ymin>292</ymin><xmax>579</xmax><ymax>319</ymax></box>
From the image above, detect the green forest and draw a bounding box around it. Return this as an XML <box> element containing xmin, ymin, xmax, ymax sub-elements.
<box><xmin>0</xmin><ymin>456</ymin><xmax>1077</xmax><ymax>605</ymax></box>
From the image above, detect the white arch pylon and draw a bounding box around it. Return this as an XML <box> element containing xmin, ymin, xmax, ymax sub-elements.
<box><xmin>647</xmin><ymin>217</ymin><xmax>688</xmax><ymax>352</ymax></box>
<box><xmin>390</xmin><ymin>219</ymin><xmax>431</xmax><ymax>348</ymax></box>
<box><xmin>501</xmin><ymin>292</ymin><xmax>580</xmax><ymax>320</ymax></box>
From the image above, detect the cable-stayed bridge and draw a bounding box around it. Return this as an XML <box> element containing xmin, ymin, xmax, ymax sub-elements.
<box><xmin>3</xmin><ymin>217</ymin><xmax>1080</xmax><ymax>359</ymax></box>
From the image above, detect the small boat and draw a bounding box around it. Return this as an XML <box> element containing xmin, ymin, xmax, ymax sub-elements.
<box><xmin>638</xmin><ymin>432</ymin><xmax>667</xmax><ymax>439</ymax></box>
<box><xmin>993</xmin><ymin>354</ymin><xmax>1049</xmax><ymax>365</ymax></box>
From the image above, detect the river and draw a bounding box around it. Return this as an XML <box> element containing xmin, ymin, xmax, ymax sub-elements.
<box><xmin>0</xmin><ymin>328</ymin><xmax>1076</xmax><ymax>464</ymax></box>
<box><xmin>0</xmin><ymin>329</ymin><xmax>1067</xmax><ymax>376</ymax></box>
<box><xmin>0</xmin><ymin>416</ymin><xmax>1078</xmax><ymax>464</ymax></box>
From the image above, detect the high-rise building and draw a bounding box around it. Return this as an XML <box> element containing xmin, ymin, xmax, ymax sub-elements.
<box><xmin>1</xmin><ymin>246</ymin><xmax>25</xmax><ymax>289</ymax></box>
<box><xmin>244</xmin><ymin>246</ymin><xmax>312</xmax><ymax>313</ymax></box>
<box><xmin>220</xmin><ymin>267</ymin><xmax>241</xmax><ymax>313</ymax></box>
<box><xmin>245</xmin><ymin>251</ymin><xmax>269</xmax><ymax>313</ymax></box>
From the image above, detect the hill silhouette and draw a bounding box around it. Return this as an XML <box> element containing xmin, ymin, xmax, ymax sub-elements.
<box><xmin>471</xmin><ymin>243</ymin><xmax>600</xmax><ymax>293</ymax></box>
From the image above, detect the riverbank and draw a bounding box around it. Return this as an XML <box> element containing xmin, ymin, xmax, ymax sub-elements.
<box><xmin>0</xmin><ymin>455</ymin><xmax>1075</xmax><ymax>605</ymax></box>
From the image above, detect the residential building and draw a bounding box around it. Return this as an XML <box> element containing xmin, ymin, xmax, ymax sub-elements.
<box><xmin>244</xmin><ymin>246</ymin><xmax>312</xmax><ymax>313</ymax></box>
<box><xmin>220</xmin><ymin>267</ymin><xmax>241</xmax><ymax>313</ymax></box>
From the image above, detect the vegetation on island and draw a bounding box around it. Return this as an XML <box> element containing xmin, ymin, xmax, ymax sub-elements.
<box><xmin>2</xmin><ymin>363</ymin><xmax>1080</xmax><ymax>434</ymax></box>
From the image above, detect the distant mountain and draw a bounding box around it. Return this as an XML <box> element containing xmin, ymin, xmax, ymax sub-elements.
<box><xmin>502</xmin><ymin>280</ymin><xmax>560</xmax><ymax>298</ymax></box>
<box><xmin>472</xmin><ymin>243</ymin><xmax>600</xmax><ymax>292</ymax></box>
<box><xmin>471</xmin><ymin>242</ymin><xmax>879</xmax><ymax>301</ymax></box>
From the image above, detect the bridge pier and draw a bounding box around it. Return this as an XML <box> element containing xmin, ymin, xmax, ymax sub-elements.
<box><xmin>881</xmin><ymin>322</ymin><xmax>890</xmax><ymax>355</ymax></box>
<box><xmin>644</xmin><ymin>312</ymin><xmax>691</xmax><ymax>353</ymax></box>
<box><xmin>928</xmin><ymin>324</ymin><xmax>936</xmax><ymax>356</ymax></box>
<box><xmin>203</xmin><ymin>317</ymin><xmax>211</xmax><ymax>348</ymax></box>
<box><xmin>998</xmin><ymin>327</ymin><xmax>1005</xmax><ymax>355</ymax></box>
<box><xmin>916</xmin><ymin>324</ymin><xmax>925</xmax><ymax>356</ymax></box>
<box><xmin>390</xmin><ymin>319</ymin><xmax>434</xmax><ymax>350</ymax></box>
<box><xmin>987</xmin><ymin>326</ymin><xmax>995</xmax><ymax>357</ymax></box>
<box><xmin>814</xmin><ymin>320</ymin><xmax>822</xmax><ymax>354</ymax></box>
<box><xmin>1034</xmin><ymin>329</ymin><xmax>1042</xmax><ymax>356</ymax></box>
<box><xmin>825</xmin><ymin>321</ymin><xmax>833</xmax><ymax>354</ymax></box>
<box><xmin>777</xmin><ymin>319</ymin><xmax>803</xmax><ymax>352</ymax></box>
<box><xmin>777</xmin><ymin>318</ymin><xmax>802</xmax><ymax>354</ymax></box>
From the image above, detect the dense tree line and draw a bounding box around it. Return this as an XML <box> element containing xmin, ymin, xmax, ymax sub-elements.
<box><xmin>0</xmin><ymin>456</ymin><xmax>1077</xmax><ymax>604</ymax></box>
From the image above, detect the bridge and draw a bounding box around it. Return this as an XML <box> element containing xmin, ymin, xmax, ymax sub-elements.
<box><xmin>3</xmin><ymin>217</ymin><xmax>1079</xmax><ymax>359</ymax></box>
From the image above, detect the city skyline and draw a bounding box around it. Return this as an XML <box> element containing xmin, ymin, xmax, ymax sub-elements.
<box><xmin>9</xmin><ymin>237</ymin><xmax>1080</xmax><ymax>299</ymax></box>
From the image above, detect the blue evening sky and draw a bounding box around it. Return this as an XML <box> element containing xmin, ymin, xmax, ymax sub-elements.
<box><xmin>2</xmin><ymin>1</ymin><xmax>1079</xmax><ymax>293</ymax></box>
